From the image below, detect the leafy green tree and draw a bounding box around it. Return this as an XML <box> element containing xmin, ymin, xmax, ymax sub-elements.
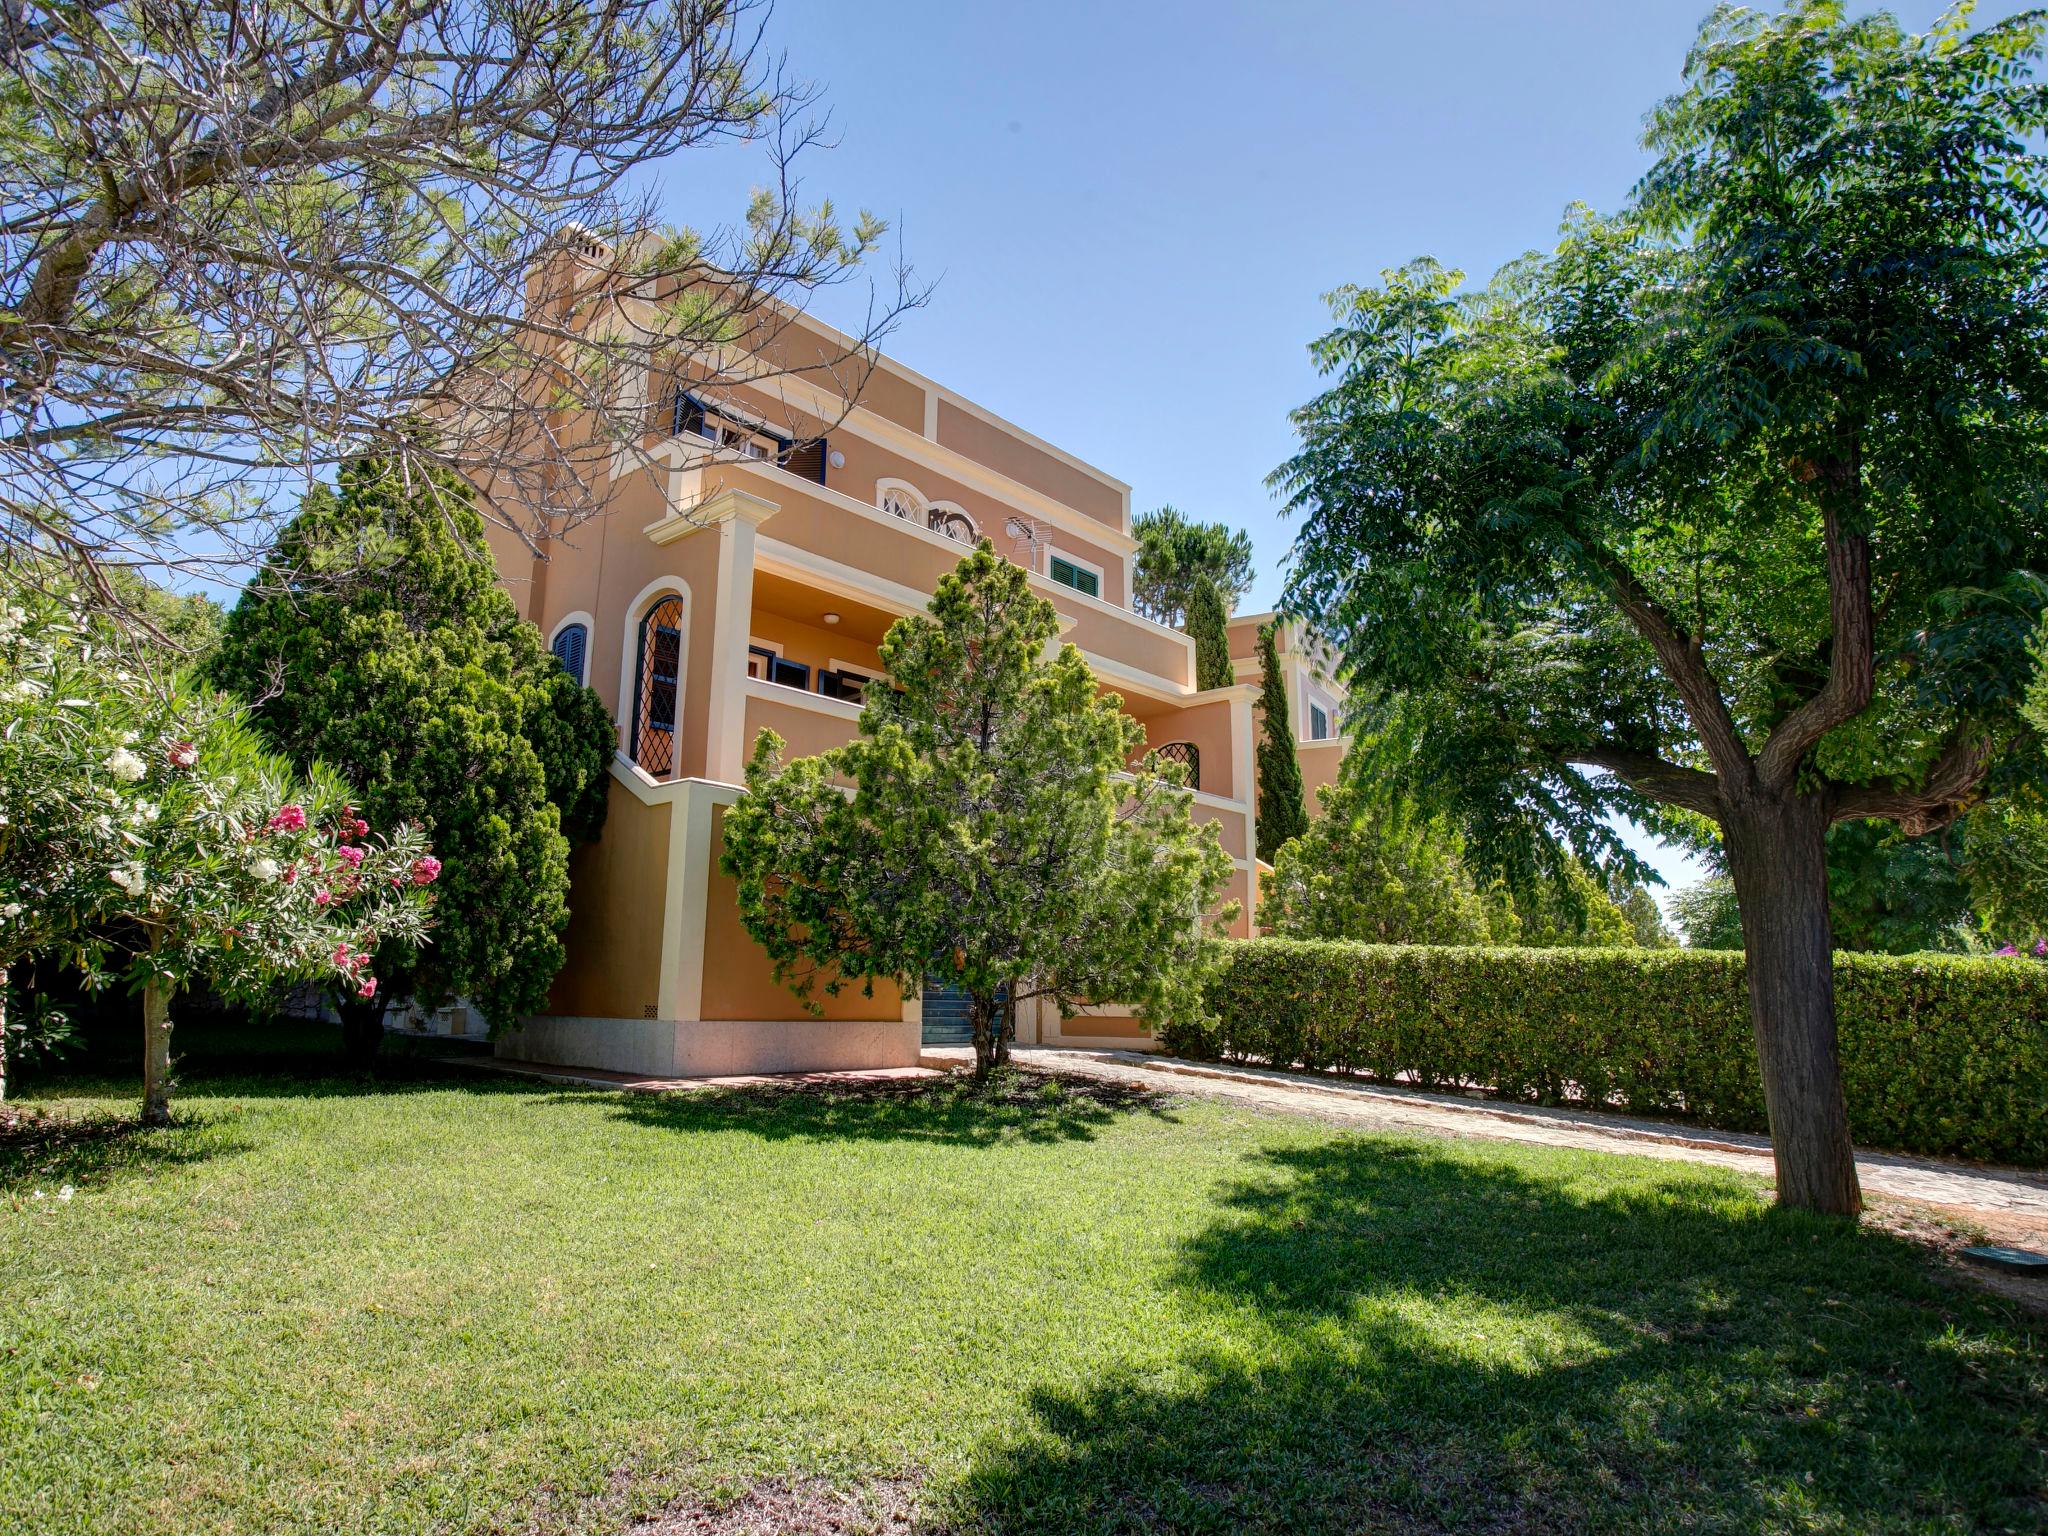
<box><xmin>209</xmin><ymin>461</ymin><xmax>615</xmax><ymax>1050</ymax></box>
<box><xmin>0</xmin><ymin>581</ymin><xmax>434</xmax><ymax>1120</ymax></box>
<box><xmin>1132</xmin><ymin>506</ymin><xmax>1256</xmax><ymax>623</ymax></box>
<box><xmin>1254</xmin><ymin>624</ymin><xmax>1309</xmax><ymax>862</ymax></box>
<box><xmin>1501</xmin><ymin>862</ymin><xmax>1640</xmax><ymax>948</ymax></box>
<box><xmin>1825</xmin><ymin>822</ymin><xmax>1973</xmax><ymax>954</ymax></box>
<box><xmin>1187</xmin><ymin>574</ymin><xmax>1235</xmax><ymax>690</ymax></box>
<box><xmin>1671</xmin><ymin>877</ymin><xmax>1746</xmax><ymax>952</ymax></box>
<box><xmin>1274</xmin><ymin>5</ymin><xmax>2048</xmax><ymax>1212</ymax></box>
<box><xmin>722</xmin><ymin>544</ymin><xmax>1233</xmax><ymax>1079</ymax></box>
<box><xmin>1262</xmin><ymin>781</ymin><xmax>1496</xmax><ymax>943</ymax></box>
<box><xmin>1609</xmin><ymin>876</ymin><xmax>1678</xmax><ymax>950</ymax></box>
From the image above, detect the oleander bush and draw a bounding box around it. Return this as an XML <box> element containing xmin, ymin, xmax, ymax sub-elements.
<box><xmin>1174</xmin><ymin>940</ymin><xmax>2048</xmax><ymax>1164</ymax></box>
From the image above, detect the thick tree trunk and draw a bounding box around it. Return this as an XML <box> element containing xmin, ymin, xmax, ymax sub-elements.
<box><xmin>338</xmin><ymin>995</ymin><xmax>387</xmax><ymax>1068</ymax></box>
<box><xmin>0</xmin><ymin>966</ymin><xmax>9</xmax><ymax>1105</ymax></box>
<box><xmin>141</xmin><ymin>978</ymin><xmax>174</xmax><ymax>1127</ymax></box>
<box><xmin>968</xmin><ymin>989</ymin><xmax>998</xmax><ymax>1080</ymax></box>
<box><xmin>1722</xmin><ymin>790</ymin><xmax>1863</xmax><ymax>1216</ymax></box>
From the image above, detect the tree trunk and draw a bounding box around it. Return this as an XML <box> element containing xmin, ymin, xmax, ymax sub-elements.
<box><xmin>338</xmin><ymin>995</ymin><xmax>387</xmax><ymax>1068</ymax></box>
<box><xmin>995</xmin><ymin>986</ymin><xmax>1017</xmax><ymax>1069</ymax></box>
<box><xmin>141</xmin><ymin>978</ymin><xmax>175</xmax><ymax>1127</ymax></box>
<box><xmin>1722</xmin><ymin>789</ymin><xmax>1863</xmax><ymax>1216</ymax></box>
<box><xmin>968</xmin><ymin>989</ymin><xmax>998</xmax><ymax>1080</ymax></box>
<box><xmin>0</xmin><ymin>966</ymin><xmax>10</xmax><ymax>1105</ymax></box>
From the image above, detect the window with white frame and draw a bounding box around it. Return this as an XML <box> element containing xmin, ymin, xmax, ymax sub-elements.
<box><xmin>1048</xmin><ymin>551</ymin><xmax>1101</xmax><ymax>599</ymax></box>
<box><xmin>1309</xmin><ymin>703</ymin><xmax>1331</xmax><ymax>741</ymax></box>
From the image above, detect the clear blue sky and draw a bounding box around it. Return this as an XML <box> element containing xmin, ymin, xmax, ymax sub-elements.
<box><xmin>662</xmin><ymin>0</ymin><xmax>2021</xmax><ymax>899</ymax></box>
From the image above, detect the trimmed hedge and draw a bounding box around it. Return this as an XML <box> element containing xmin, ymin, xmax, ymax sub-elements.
<box><xmin>1173</xmin><ymin>940</ymin><xmax>2048</xmax><ymax>1165</ymax></box>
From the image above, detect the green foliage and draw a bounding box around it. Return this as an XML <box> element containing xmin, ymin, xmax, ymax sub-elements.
<box><xmin>1826</xmin><ymin>821</ymin><xmax>1974</xmax><ymax>954</ymax></box>
<box><xmin>1254</xmin><ymin>624</ymin><xmax>1308</xmax><ymax>863</ymax></box>
<box><xmin>1</xmin><ymin>581</ymin><xmax>432</xmax><ymax>992</ymax></box>
<box><xmin>207</xmin><ymin>461</ymin><xmax>614</xmax><ymax>1027</ymax></box>
<box><xmin>1671</xmin><ymin>875</ymin><xmax>1745</xmax><ymax>950</ymax></box>
<box><xmin>1181</xmin><ymin>939</ymin><xmax>2048</xmax><ymax>1163</ymax></box>
<box><xmin>1497</xmin><ymin>861</ymin><xmax>1641</xmax><ymax>948</ymax></box>
<box><xmin>721</xmin><ymin>543</ymin><xmax>1233</xmax><ymax>1074</ymax></box>
<box><xmin>1131</xmin><ymin>506</ymin><xmax>1255</xmax><ymax>623</ymax></box>
<box><xmin>1274</xmin><ymin>3</ymin><xmax>2048</xmax><ymax>887</ymax></box>
<box><xmin>1609</xmin><ymin>876</ymin><xmax>1677</xmax><ymax>949</ymax></box>
<box><xmin>1185</xmin><ymin>573</ymin><xmax>1235</xmax><ymax>691</ymax></box>
<box><xmin>1262</xmin><ymin>781</ymin><xmax>1495</xmax><ymax>943</ymax></box>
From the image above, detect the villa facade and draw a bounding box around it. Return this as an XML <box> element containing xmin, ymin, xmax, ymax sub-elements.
<box><xmin>478</xmin><ymin>269</ymin><xmax>1341</xmax><ymax>1078</ymax></box>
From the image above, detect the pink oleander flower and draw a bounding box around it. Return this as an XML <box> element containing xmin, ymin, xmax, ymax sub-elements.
<box><xmin>313</xmin><ymin>887</ymin><xmax>333</xmax><ymax>908</ymax></box>
<box><xmin>2034</xmin><ymin>939</ymin><xmax>2046</xmax><ymax>958</ymax></box>
<box><xmin>167</xmin><ymin>741</ymin><xmax>199</xmax><ymax>769</ymax></box>
<box><xmin>335</xmin><ymin>843</ymin><xmax>365</xmax><ymax>868</ymax></box>
<box><xmin>332</xmin><ymin>942</ymin><xmax>353</xmax><ymax>969</ymax></box>
<box><xmin>267</xmin><ymin>804</ymin><xmax>307</xmax><ymax>833</ymax></box>
<box><xmin>282</xmin><ymin>863</ymin><xmax>296</xmax><ymax>885</ymax></box>
<box><xmin>411</xmin><ymin>855</ymin><xmax>442</xmax><ymax>886</ymax></box>
<box><xmin>357</xmin><ymin>977</ymin><xmax>378</xmax><ymax>1000</ymax></box>
<box><xmin>353</xmin><ymin>819</ymin><xmax>370</xmax><ymax>839</ymax></box>
<box><xmin>1998</xmin><ymin>943</ymin><xmax>2019</xmax><ymax>957</ymax></box>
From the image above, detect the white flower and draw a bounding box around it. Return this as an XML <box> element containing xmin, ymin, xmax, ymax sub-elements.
<box><xmin>250</xmin><ymin>857</ymin><xmax>280</xmax><ymax>882</ymax></box>
<box><xmin>0</xmin><ymin>605</ymin><xmax>23</xmax><ymax>637</ymax></box>
<box><xmin>57</xmin><ymin>1185</ymin><xmax>73</xmax><ymax>1202</ymax></box>
<box><xmin>93</xmin><ymin>813</ymin><xmax>113</xmax><ymax>834</ymax></box>
<box><xmin>1</xmin><ymin>903</ymin><xmax>22</xmax><ymax>919</ymax></box>
<box><xmin>6</xmin><ymin>679</ymin><xmax>43</xmax><ymax>701</ymax></box>
<box><xmin>120</xmin><ymin>730</ymin><xmax>138</xmax><ymax>745</ymax></box>
<box><xmin>108</xmin><ymin>865</ymin><xmax>146</xmax><ymax>898</ymax></box>
<box><xmin>103</xmin><ymin>747</ymin><xmax>146</xmax><ymax>782</ymax></box>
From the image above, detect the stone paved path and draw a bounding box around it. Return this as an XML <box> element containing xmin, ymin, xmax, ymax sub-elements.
<box><xmin>944</xmin><ymin>1045</ymin><xmax>2048</xmax><ymax>1242</ymax></box>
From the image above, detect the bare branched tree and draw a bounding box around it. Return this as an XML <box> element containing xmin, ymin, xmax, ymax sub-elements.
<box><xmin>0</xmin><ymin>0</ymin><xmax>921</xmax><ymax>616</ymax></box>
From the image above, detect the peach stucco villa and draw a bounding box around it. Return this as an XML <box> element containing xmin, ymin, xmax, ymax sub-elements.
<box><xmin>475</xmin><ymin>261</ymin><xmax>1344</xmax><ymax>1079</ymax></box>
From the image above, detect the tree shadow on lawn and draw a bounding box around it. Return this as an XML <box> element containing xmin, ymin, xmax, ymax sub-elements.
<box><xmin>940</xmin><ymin>1139</ymin><xmax>2047</xmax><ymax>1536</ymax></box>
<box><xmin>585</xmin><ymin>1070</ymin><xmax>1182</xmax><ymax>1150</ymax></box>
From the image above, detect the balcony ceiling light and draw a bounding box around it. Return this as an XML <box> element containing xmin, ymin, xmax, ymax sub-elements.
<box><xmin>822</xmin><ymin>611</ymin><xmax>841</xmax><ymax>625</ymax></box>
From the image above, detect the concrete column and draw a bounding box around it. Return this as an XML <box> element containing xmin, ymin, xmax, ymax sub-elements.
<box><xmin>699</xmin><ymin>490</ymin><xmax>778</xmax><ymax>785</ymax></box>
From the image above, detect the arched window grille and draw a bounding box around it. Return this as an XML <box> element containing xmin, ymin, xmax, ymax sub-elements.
<box><xmin>879</xmin><ymin>483</ymin><xmax>925</xmax><ymax>523</ymax></box>
<box><xmin>1142</xmin><ymin>741</ymin><xmax>1200</xmax><ymax>791</ymax></box>
<box><xmin>550</xmin><ymin>623</ymin><xmax>589</xmax><ymax>685</ymax></box>
<box><xmin>927</xmin><ymin>504</ymin><xmax>977</xmax><ymax>544</ymax></box>
<box><xmin>631</xmin><ymin>596</ymin><xmax>685</xmax><ymax>775</ymax></box>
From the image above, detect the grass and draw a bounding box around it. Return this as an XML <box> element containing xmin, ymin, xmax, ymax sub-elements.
<box><xmin>1</xmin><ymin>1025</ymin><xmax>2042</xmax><ymax>1535</ymax></box>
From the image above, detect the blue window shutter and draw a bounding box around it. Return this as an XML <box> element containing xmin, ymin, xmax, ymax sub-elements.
<box><xmin>552</xmin><ymin>623</ymin><xmax>588</xmax><ymax>684</ymax></box>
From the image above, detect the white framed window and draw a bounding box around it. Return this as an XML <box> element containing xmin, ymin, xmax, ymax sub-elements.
<box><xmin>1309</xmin><ymin>703</ymin><xmax>1330</xmax><ymax>741</ymax></box>
<box><xmin>877</xmin><ymin>478</ymin><xmax>926</xmax><ymax>523</ymax></box>
<box><xmin>1048</xmin><ymin>548</ymin><xmax>1104</xmax><ymax>600</ymax></box>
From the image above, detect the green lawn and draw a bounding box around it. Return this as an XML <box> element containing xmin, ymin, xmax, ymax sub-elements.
<box><xmin>2</xmin><ymin>1032</ymin><xmax>2042</xmax><ymax>1535</ymax></box>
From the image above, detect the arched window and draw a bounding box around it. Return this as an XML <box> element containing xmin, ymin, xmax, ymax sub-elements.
<box><xmin>1141</xmin><ymin>741</ymin><xmax>1200</xmax><ymax>791</ymax></box>
<box><xmin>926</xmin><ymin>501</ymin><xmax>976</xmax><ymax>545</ymax></box>
<box><xmin>550</xmin><ymin>622</ymin><xmax>589</xmax><ymax>685</ymax></box>
<box><xmin>630</xmin><ymin>596</ymin><xmax>685</xmax><ymax>776</ymax></box>
<box><xmin>878</xmin><ymin>479</ymin><xmax>926</xmax><ymax>524</ymax></box>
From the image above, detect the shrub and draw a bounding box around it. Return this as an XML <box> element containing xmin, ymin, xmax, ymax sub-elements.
<box><xmin>1177</xmin><ymin>939</ymin><xmax>2048</xmax><ymax>1164</ymax></box>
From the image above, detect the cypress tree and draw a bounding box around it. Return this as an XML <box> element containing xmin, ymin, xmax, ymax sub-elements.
<box><xmin>1255</xmin><ymin>623</ymin><xmax>1309</xmax><ymax>861</ymax></box>
<box><xmin>1186</xmin><ymin>573</ymin><xmax>1235</xmax><ymax>690</ymax></box>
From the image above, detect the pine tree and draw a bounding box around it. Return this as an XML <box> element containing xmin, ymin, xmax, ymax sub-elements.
<box><xmin>1186</xmin><ymin>573</ymin><xmax>1235</xmax><ymax>690</ymax></box>
<box><xmin>1255</xmin><ymin>623</ymin><xmax>1309</xmax><ymax>862</ymax></box>
<box><xmin>723</xmin><ymin>544</ymin><xmax>1233</xmax><ymax>1079</ymax></box>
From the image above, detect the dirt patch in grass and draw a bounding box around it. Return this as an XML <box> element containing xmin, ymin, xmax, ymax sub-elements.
<box><xmin>1865</xmin><ymin>1196</ymin><xmax>2048</xmax><ymax>1318</ymax></box>
<box><xmin>630</xmin><ymin>1475</ymin><xmax>926</xmax><ymax>1535</ymax></box>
